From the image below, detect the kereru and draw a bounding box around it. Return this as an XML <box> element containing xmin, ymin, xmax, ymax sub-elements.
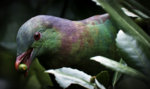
<box><xmin>15</xmin><ymin>14</ymin><xmax>118</xmax><ymax>74</ymax></box>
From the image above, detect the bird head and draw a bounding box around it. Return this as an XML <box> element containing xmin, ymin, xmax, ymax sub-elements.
<box><xmin>15</xmin><ymin>15</ymin><xmax>61</xmax><ymax>74</ymax></box>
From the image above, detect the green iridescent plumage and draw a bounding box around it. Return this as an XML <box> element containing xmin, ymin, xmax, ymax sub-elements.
<box><xmin>15</xmin><ymin>14</ymin><xmax>118</xmax><ymax>74</ymax></box>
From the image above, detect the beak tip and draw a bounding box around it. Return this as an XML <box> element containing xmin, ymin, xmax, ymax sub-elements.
<box><xmin>15</xmin><ymin>62</ymin><xmax>18</xmax><ymax>70</ymax></box>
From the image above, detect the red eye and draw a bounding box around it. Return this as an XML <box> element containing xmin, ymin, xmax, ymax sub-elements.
<box><xmin>34</xmin><ymin>32</ymin><xmax>41</xmax><ymax>41</ymax></box>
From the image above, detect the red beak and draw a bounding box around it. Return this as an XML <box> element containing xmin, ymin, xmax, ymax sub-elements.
<box><xmin>15</xmin><ymin>48</ymin><xmax>33</xmax><ymax>71</ymax></box>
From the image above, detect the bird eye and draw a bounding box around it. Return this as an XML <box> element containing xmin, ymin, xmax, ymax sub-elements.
<box><xmin>34</xmin><ymin>32</ymin><xmax>41</xmax><ymax>41</ymax></box>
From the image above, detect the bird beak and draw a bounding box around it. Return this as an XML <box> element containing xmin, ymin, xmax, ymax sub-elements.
<box><xmin>15</xmin><ymin>48</ymin><xmax>33</xmax><ymax>73</ymax></box>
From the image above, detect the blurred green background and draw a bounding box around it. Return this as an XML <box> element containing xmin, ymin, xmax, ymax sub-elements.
<box><xmin>0</xmin><ymin>0</ymin><xmax>104</xmax><ymax>89</ymax></box>
<box><xmin>0</xmin><ymin>0</ymin><xmax>150</xmax><ymax>89</ymax></box>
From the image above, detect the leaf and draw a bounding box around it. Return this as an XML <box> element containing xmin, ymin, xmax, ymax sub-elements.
<box><xmin>92</xmin><ymin>0</ymin><xmax>101</xmax><ymax>6</ymax></box>
<box><xmin>121</xmin><ymin>1</ymin><xmax>149</xmax><ymax>19</ymax></box>
<box><xmin>116</xmin><ymin>30</ymin><xmax>150</xmax><ymax>76</ymax></box>
<box><xmin>92</xmin><ymin>0</ymin><xmax>150</xmax><ymax>48</ymax></box>
<box><xmin>95</xmin><ymin>79</ymin><xmax>106</xmax><ymax>89</ymax></box>
<box><xmin>112</xmin><ymin>58</ymin><xmax>126</xmax><ymax>87</ymax></box>
<box><xmin>96</xmin><ymin>71</ymin><xmax>109</xmax><ymax>87</ymax></box>
<box><xmin>91</xmin><ymin>56</ymin><xmax>146</xmax><ymax>79</ymax></box>
<box><xmin>122</xmin><ymin>0</ymin><xmax>150</xmax><ymax>18</ymax></box>
<box><xmin>0</xmin><ymin>41</ymin><xmax>16</xmax><ymax>51</ymax></box>
<box><xmin>121</xmin><ymin>8</ymin><xmax>138</xmax><ymax>17</ymax></box>
<box><xmin>30</xmin><ymin>58</ymin><xmax>53</xmax><ymax>87</ymax></box>
<box><xmin>45</xmin><ymin>67</ymin><xmax>94</xmax><ymax>89</ymax></box>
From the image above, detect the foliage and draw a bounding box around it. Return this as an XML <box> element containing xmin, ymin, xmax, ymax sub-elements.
<box><xmin>46</xmin><ymin>67</ymin><xmax>106</xmax><ymax>89</ymax></box>
<box><xmin>91</xmin><ymin>56</ymin><xmax>146</xmax><ymax>79</ymax></box>
<box><xmin>116</xmin><ymin>30</ymin><xmax>150</xmax><ymax>76</ymax></box>
<box><xmin>112</xmin><ymin>58</ymin><xmax>125</xmax><ymax>87</ymax></box>
<box><xmin>92</xmin><ymin>0</ymin><xmax>150</xmax><ymax>48</ymax></box>
<box><xmin>0</xmin><ymin>0</ymin><xmax>150</xmax><ymax>89</ymax></box>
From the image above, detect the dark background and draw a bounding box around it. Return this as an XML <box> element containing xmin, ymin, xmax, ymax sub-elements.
<box><xmin>0</xmin><ymin>0</ymin><xmax>150</xmax><ymax>89</ymax></box>
<box><xmin>0</xmin><ymin>0</ymin><xmax>104</xmax><ymax>89</ymax></box>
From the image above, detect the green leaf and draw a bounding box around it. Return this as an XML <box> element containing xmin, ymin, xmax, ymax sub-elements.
<box><xmin>116</xmin><ymin>30</ymin><xmax>150</xmax><ymax>76</ymax></box>
<box><xmin>0</xmin><ymin>41</ymin><xmax>16</xmax><ymax>51</ymax></box>
<box><xmin>122</xmin><ymin>0</ymin><xmax>150</xmax><ymax>18</ymax></box>
<box><xmin>112</xmin><ymin>58</ymin><xmax>126</xmax><ymax>87</ymax></box>
<box><xmin>92</xmin><ymin>0</ymin><xmax>150</xmax><ymax>48</ymax></box>
<box><xmin>45</xmin><ymin>67</ymin><xmax>94</xmax><ymax>89</ymax></box>
<box><xmin>95</xmin><ymin>79</ymin><xmax>106</xmax><ymax>89</ymax></box>
<box><xmin>92</xmin><ymin>0</ymin><xmax>101</xmax><ymax>6</ymax></box>
<box><xmin>96</xmin><ymin>71</ymin><xmax>109</xmax><ymax>87</ymax></box>
<box><xmin>121</xmin><ymin>8</ymin><xmax>138</xmax><ymax>17</ymax></box>
<box><xmin>30</xmin><ymin>58</ymin><xmax>53</xmax><ymax>87</ymax></box>
<box><xmin>45</xmin><ymin>67</ymin><xmax>106</xmax><ymax>89</ymax></box>
<box><xmin>91</xmin><ymin>56</ymin><xmax>146</xmax><ymax>79</ymax></box>
<box><xmin>121</xmin><ymin>1</ymin><xmax>149</xmax><ymax>19</ymax></box>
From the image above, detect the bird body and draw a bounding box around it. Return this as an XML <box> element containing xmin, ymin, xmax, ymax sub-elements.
<box><xmin>15</xmin><ymin>14</ymin><xmax>118</xmax><ymax>74</ymax></box>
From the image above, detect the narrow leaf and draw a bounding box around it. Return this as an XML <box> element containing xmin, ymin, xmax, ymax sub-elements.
<box><xmin>124</xmin><ymin>0</ymin><xmax>150</xmax><ymax>18</ymax></box>
<box><xmin>121</xmin><ymin>8</ymin><xmax>138</xmax><ymax>17</ymax></box>
<box><xmin>91</xmin><ymin>56</ymin><xmax>146</xmax><ymax>79</ymax></box>
<box><xmin>45</xmin><ymin>67</ymin><xmax>94</xmax><ymax>89</ymax></box>
<box><xmin>92</xmin><ymin>0</ymin><xmax>101</xmax><ymax>6</ymax></box>
<box><xmin>112</xmin><ymin>58</ymin><xmax>126</xmax><ymax>87</ymax></box>
<box><xmin>92</xmin><ymin>0</ymin><xmax>150</xmax><ymax>48</ymax></box>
